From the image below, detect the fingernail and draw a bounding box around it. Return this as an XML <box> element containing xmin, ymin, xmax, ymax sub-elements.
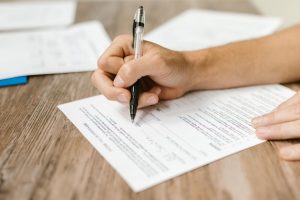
<box><xmin>256</xmin><ymin>127</ymin><xmax>271</xmax><ymax>138</ymax></box>
<box><xmin>147</xmin><ymin>96</ymin><xmax>158</xmax><ymax>105</ymax></box>
<box><xmin>114</xmin><ymin>75</ymin><xmax>125</xmax><ymax>87</ymax></box>
<box><xmin>280</xmin><ymin>148</ymin><xmax>293</xmax><ymax>158</ymax></box>
<box><xmin>252</xmin><ymin>116</ymin><xmax>264</xmax><ymax>127</ymax></box>
<box><xmin>117</xmin><ymin>93</ymin><xmax>128</xmax><ymax>103</ymax></box>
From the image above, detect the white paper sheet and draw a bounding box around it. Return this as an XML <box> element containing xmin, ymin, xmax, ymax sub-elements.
<box><xmin>58</xmin><ymin>84</ymin><xmax>295</xmax><ymax>192</ymax></box>
<box><xmin>0</xmin><ymin>21</ymin><xmax>111</xmax><ymax>79</ymax></box>
<box><xmin>145</xmin><ymin>9</ymin><xmax>282</xmax><ymax>51</ymax></box>
<box><xmin>0</xmin><ymin>1</ymin><xmax>77</xmax><ymax>31</ymax></box>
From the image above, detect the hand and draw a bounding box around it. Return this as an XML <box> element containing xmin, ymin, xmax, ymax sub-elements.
<box><xmin>91</xmin><ymin>35</ymin><xmax>196</xmax><ymax>108</ymax></box>
<box><xmin>252</xmin><ymin>91</ymin><xmax>300</xmax><ymax>161</ymax></box>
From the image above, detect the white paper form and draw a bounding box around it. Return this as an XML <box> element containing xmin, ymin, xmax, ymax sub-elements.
<box><xmin>0</xmin><ymin>21</ymin><xmax>111</xmax><ymax>79</ymax></box>
<box><xmin>58</xmin><ymin>84</ymin><xmax>295</xmax><ymax>192</ymax></box>
<box><xmin>145</xmin><ymin>9</ymin><xmax>282</xmax><ymax>51</ymax></box>
<box><xmin>0</xmin><ymin>1</ymin><xmax>77</xmax><ymax>31</ymax></box>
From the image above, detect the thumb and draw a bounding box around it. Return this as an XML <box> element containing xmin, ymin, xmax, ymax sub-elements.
<box><xmin>113</xmin><ymin>54</ymin><xmax>161</xmax><ymax>88</ymax></box>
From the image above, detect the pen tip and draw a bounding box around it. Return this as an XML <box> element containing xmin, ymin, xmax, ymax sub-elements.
<box><xmin>131</xmin><ymin>113</ymin><xmax>135</xmax><ymax>123</ymax></box>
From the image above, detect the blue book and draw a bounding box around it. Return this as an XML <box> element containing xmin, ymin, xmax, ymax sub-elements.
<box><xmin>0</xmin><ymin>76</ymin><xmax>28</xmax><ymax>87</ymax></box>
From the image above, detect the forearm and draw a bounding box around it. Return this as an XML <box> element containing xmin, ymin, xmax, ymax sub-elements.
<box><xmin>186</xmin><ymin>25</ymin><xmax>300</xmax><ymax>90</ymax></box>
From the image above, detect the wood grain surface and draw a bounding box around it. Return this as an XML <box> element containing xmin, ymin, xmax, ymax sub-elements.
<box><xmin>1</xmin><ymin>1</ymin><xmax>300</xmax><ymax>200</ymax></box>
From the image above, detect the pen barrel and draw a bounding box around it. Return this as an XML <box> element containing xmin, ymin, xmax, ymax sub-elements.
<box><xmin>133</xmin><ymin>26</ymin><xmax>143</xmax><ymax>59</ymax></box>
<box><xmin>130</xmin><ymin>79</ymin><xmax>141</xmax><ymax>116</ymax></box>
<box><xmin>130</xmin><ymin>13</ymin><xmax>144</xmax><ymax>120</ymax></box>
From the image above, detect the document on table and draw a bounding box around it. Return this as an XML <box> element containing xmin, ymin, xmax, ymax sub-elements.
<box><xmin>0</xmin><ymin>1</ymin><xmax>76</xmax><ymax>31</ymax></box>
<box><xmin>145</xmin><ymin>9</ymin><xmax>282</xmax><ymax>51</ymax></box>
<box><xmin>0</xmin><ymin>21</ymin><xmax>111</xmax><ymax>79</ymax></box>
<box><xmin>59</xmin><ymin>84</ymin><xmax>295</xmax><ymax>192</ymax></box>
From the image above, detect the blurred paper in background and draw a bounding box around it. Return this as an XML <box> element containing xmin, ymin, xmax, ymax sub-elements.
<box><xmin>0</xmin><ymin>1</ymin><xmax>77</xmax><ymax>31</ymax></box>
<box><xmin>0</xmin><ymin>21</ymin><xmax>111</xmax><ymax>80</ymax></box>
<box><xmin>145</xmin><ymin>9</ymin><xmax>282</xmax><ymax>51</ymax></box>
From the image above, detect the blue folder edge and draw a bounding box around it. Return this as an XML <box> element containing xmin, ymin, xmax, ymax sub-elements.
<box><xmin>0</xmin><ymin>76</ymin><xmax>28</xmax><ymax>87</ymax></box>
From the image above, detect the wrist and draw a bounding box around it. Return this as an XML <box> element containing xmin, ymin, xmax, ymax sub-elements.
<box><xmin>182</xmin><ymin>49</ymin><xmax>213</xmax><ymax>91</ymax></box>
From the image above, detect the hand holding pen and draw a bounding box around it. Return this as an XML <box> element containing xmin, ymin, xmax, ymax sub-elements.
<box><xmin>92</xmin><ymin>7</ymin><xmax>194</xmax><ymax>121</ymax></box>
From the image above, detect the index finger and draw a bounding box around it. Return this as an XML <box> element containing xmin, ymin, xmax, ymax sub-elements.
<box><xmin>252</xmin><ymin>103</ymin><xmax>300</xmax><ymax>128</ymax></box>
<box><xmin>100</xmin><ymin>35</ymin><xmax>134</xmax><ymax>60</ymax></box>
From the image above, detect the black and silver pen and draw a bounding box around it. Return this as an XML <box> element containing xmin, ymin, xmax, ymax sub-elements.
<box><xmin>130</xmin><ymin>6</ymin><xmax>145</xmax><ymax>123</ymax></box>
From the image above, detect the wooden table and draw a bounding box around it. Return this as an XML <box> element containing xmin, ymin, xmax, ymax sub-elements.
<box><xmin>1</xmin><ymin>1</ymin><xmax>300</xmax><ymax>200</ymax></box>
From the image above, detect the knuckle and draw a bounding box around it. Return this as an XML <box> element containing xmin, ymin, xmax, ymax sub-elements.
<box><xmin>103</xmin><ymin>91</ymin><xmax>115</xmax><ymax>101</ymax></box>
<box><xmin>97</xmin><ymin>57</ymin><xmax>107</xmax><ymax>70</ymax></box>
<box><xmin>124</xmin><ymin>55</ymin><xmax>134</xmax><ymax>63</ymax></box>
<box><xmin>113</xmin><ymin>34</ymin><xmax>131</xmax><ymax>43</ymax></box>
<box><xmin>113</xmin><ymin>35</ymin><xmax>123</xmax><ymax>42</ymax></box>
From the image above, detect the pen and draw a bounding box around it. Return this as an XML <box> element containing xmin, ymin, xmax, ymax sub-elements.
<box><xmin>130</xmin><ymin>6</ymin><xmax>145</xmax><ymax>123</ymax></box>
